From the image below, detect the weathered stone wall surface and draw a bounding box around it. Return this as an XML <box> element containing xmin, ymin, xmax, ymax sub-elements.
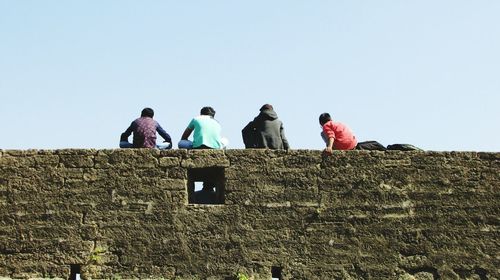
<box><xmin>0</xmin><ymin>149</ymin><xmax>498</xmax><ymax>280</ymax></box>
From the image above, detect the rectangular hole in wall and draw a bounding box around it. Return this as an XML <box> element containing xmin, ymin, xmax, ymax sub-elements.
<box><xmin>188</xmin><ymin>167</ymin><xmax>225</xmax><ymax>205</ymax></box>
<box><xmin>69</xmin><ymin>264</ymin><xmax>81</xmax><ymax>280</ymax></box>
<box><xmin>272</xmin><ymin>266</ymin><xmax>282</xmax><ymax>280</ymax></box>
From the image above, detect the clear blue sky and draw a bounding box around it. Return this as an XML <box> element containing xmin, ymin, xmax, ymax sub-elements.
<box><xmin>1</xmin><ymin>1</ymin><xmax>499</xmax><ymax>151</ymax></box>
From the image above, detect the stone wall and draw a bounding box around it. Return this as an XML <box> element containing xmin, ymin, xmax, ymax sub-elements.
<box><xmin>0</xmin><ymin>149</ymin><xmax>498</xmax><ymax>279</ymax></box>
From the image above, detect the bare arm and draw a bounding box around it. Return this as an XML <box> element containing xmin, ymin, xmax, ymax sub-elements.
<box><xmin>181</xmin><ymin>127</ymin><xmax>193</xmax><ymax>140</ymax></box>
<box><xmin>324</xmin><ymin>138</ymin><xmax>334</xmax><ymax>155</ymax></box>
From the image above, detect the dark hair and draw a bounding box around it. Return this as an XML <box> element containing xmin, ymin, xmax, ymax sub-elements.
<box><xmin>259</xmin><ymin>104</ymin><xmax>274</xmax><ymax>111</ymax></box>
<box><xmin>200</xmin><ymin>106</ymin><xmax>216</xmax><ymax>117</ymax></box>
<box><xmin>319</xmin><ymin>113</ymin><xmax>332</xmax><ymax>125</ymax></box>
<box><xmin>141</xmin><ymin>108</ymin><xmax>154</xmax><ymax>118</ymax></box>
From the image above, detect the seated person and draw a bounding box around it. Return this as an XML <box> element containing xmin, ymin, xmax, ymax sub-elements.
<box><xmin>120</xmin><ymin>107</ymin><xmax>172</xmax><ymax>149</ymax></box>
<box><xmin>179</xmin><ymin>106</ymin><xmax>228</xmax><ymax>149</ymax></box>
<box><xmin>193</xmin><ymin>182</ymin><xmax>217</xmax><ymax>204</ymax></box>
<box><xmin>242</xmin><ymin>104</ymin><xmax>289</xmax><ymax>150</ymax></box>
<box><xmin>319</xmin><ymin>112</ymin><xmax>357</xmax><ymax>154</ymax></box>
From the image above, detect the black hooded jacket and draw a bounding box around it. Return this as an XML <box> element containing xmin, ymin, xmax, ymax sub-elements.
<box><xmin>242</xmin><ymin>109</ymin><xmax>289</xmax><ymax>150</ymax></box>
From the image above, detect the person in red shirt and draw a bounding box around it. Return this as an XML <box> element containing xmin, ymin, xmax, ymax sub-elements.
<box><xmin>319</xmin><ymin>113</ymin><xmax>357</xmax><ymax>154</ymax></box>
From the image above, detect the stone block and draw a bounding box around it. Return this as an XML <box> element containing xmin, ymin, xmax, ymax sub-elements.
<box><xmin>34</xmin><ymin>155</ymin><xmax>60</xmax><ymax>167</ymax></box>
<box><xmin>104</xmin><ymin>149</ymin><xmax>159</xmax><ymax>168</ymax></box>
<box><xmin>181</xmin><ymin>149</ymin><xmax>230</xmax><ymax>168</ymax></box>
<box><xmin>59</xmin><ymin>154</ymin><xmax>94</xmax><ymax>168</ymax></box>
<box><xmin>159</xmin><ymin>156</ymin><xmax>181</xmax><ymax>167</ymax></box>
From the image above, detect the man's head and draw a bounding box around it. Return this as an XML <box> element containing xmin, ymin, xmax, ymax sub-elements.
<box><xmin>200</xmin><ymin>106</ymin><xmax>216</xmax><ymax>117</ymax></box>
<box><xmin>319</xmin><ymin>113</ymin><xmax>332</xmax><ymax>126</ymax></box>
<box><xmin>259</xmin><ymin>104</ymin><xmax>274</xmax><ymax>111</ymax></box>
<box><xmin>141</xmin><ymin>108</ymin><xmax>154</xmax><ymax>118</ymax></box>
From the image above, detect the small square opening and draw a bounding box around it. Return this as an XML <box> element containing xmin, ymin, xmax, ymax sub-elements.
<box><xmin>188</xmin><ymin>167</ymin><xmax>225</xmax><ymax>205</ymax></box>
<box><xmin>272</xmin><ymin>266</ymin><xmax>282</xmax><ymax>280</ymax></box>
<box><xmin>69</xmin><ymin>264</ymin><xmax>81</xmax><ymax>280</ymax></box>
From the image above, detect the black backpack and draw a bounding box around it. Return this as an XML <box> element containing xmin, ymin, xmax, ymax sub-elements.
<box><xmin>386</xmin><ymin>144</ymin><xmax>423</xmax><ymax>151</ymax></box>
<box><xmin>356</xmin><ymin>141</ymin><xmax>387</xmax><ymax>151</ymax></box>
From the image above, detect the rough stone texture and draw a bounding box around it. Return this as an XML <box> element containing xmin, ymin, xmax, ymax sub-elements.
<box><xmin>0</xmin><ymin>149</ymin><xmax>499</xmax><ymax>280</ymax></box>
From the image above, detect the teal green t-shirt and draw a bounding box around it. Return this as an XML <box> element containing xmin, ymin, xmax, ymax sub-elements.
<box><xmin>188</xmin><ymin>115</ymin><xmax>222</xmax><ymax>149</ymax></box>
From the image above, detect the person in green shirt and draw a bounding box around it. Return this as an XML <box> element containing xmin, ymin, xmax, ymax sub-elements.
<box><xmin>179</xmin><ymin>106</ymin><xmax>228</xmax><ymax>149</ymax></box>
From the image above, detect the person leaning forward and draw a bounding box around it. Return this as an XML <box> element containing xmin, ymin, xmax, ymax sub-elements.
<box><xmin>319</xmin><ymin>112</ymin><xmax>357</xmax><ymax>154</ymax></box>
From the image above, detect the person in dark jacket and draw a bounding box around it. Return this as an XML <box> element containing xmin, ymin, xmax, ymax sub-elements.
<box><xmin>242</xmin><ymin>104</ymin><xmax>290</xmax><ymax>150</ymax></box>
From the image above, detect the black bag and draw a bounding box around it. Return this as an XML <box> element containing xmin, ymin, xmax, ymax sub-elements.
<box><xmin>242</xmin><ymin>121</ymin><xmax>258</xmax><ymax>148</ymax></box>
<box><xmin>356</xmin><ymin>141</ymin><xmax>387</xmax><ymax>151</ymax></box>
<box><xmin>386</xmin><ymin>144</ymin><xmax>422</xmax><ymax>151</ymax></box>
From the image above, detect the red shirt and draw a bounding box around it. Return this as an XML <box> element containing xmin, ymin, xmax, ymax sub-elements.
<box><xmin>322</xmin><ymin>120</ymin><xmax>357</xmax><ymax>150</ymax></box>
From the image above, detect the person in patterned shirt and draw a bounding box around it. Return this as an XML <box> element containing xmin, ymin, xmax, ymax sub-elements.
<box><xmin>120</xmin><ymin>108</ymin><xmax>172</xmax><ymax>149</ymax></box>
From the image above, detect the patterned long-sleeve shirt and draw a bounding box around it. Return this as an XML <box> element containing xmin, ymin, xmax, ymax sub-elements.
<box><xmin>120</xmin><ymin>117</ymin><xmax>171</xmax><ymax>148</ymax></box>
